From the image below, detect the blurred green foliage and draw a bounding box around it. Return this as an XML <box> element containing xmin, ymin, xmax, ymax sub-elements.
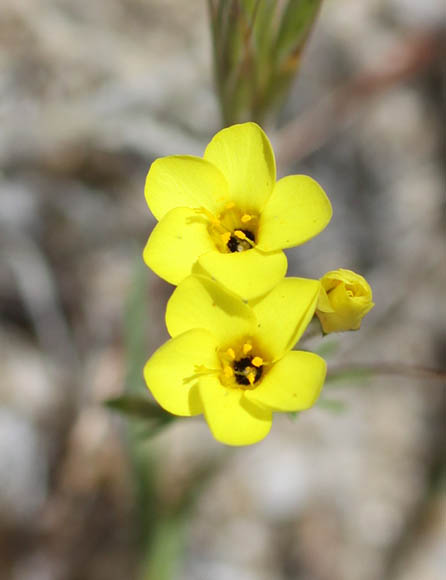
<box><xmin>109</xmin><ymin>255</ymin><xmax>227</xmax><ymax>580</ymax></box>
<box><xmin>118</xmin><ymin>255</ymin><xmax>183</xmax><ymax>580</ymax></box>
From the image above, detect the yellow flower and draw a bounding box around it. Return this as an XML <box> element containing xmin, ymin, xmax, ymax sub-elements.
<box><xmin>143</xmin><ymin>122</ymin><xmax>332</xmax><ymax>300</ymax></box>
<box><xmin>144</xmin><ymin>275</ymin><xmax>326</xmax><ymax>446</ymax></box>
<box><xmin>316</xmin><ymin>269</ymin><xmax>374</xmax><ymax>333</ymax></box>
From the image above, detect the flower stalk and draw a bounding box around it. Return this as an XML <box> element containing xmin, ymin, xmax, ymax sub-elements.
<box><xmin>208</xmin><ymin>0</ymin><xmax>324</xmax><ymax>125</ymax></box>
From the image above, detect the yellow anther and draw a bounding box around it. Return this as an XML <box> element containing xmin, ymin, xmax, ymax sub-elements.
<box><xmin>241</xmin><ymin>214</ymin><xmax>252</xmax><ymax>223</ymax></box>
<box><xmin>247</xmin><ymin>371</ymin><xmax>256</xmax><ymax>385</ymax></box>
<box><xmin>243</xmin><ymin>343</ymin><xmax>252</xmax><ymax>354</ymax></box>
<box><xmin>223</xmin><ymin>365</ymin><xmax>234</xmax><ymax>378</ymax></box>
<box><xmin>226</xmin><ymin>347</ymin><xmax>236</xmax><ymax>360</ymax></box>
<box><xmin>233</xmin><ymin>229</ymin><xmax>255</xmax><ymax>247</ymax></box>
<box><xmin>252</xmin><ymin>356</ymin><xmax>263</xmax><ymax>367</ymax></box>
<box><xmin>225</xmin><ymin>201</ymin><xmax>235</xmax><ymax>209</ymax></box>
<box><xmin>221</xmin><ymin>232</ymin><xmax>231</xmax><ymax>245</ymax></box>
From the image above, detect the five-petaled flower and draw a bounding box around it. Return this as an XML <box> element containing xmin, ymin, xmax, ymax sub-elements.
<box><xmin>144</xmin><ymin>275</ymin><xmax>326</xmax><ymax>446</ymax></box>
<box><xmin>316</xmin><ymin>269</ymin><xmax>374</xmax><ymax>333</ymax></box>
<box><xmin>143</xmin><ymin>122</ymin><xmax>332</xmax><ymax>300</ymax></box>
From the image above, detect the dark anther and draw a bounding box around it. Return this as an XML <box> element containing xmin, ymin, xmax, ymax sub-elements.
<box><xmin>233</xmin><ymin>356</ymin><xmax>263</xmax><ymax>386</ymax></box>
<box><xmin>227</xmin><ymin>236</ymin><xmax>239</xmax><ymax>253</ymax></box>
<box><xmin>227</xmin><ymin>229</ymin><xmax>255</xmax><ymax>253</ymax></box>
<box><xmin>243</xmin><ymin>230</ymin><xmax>255</xmax><ymax>242</ymax></box>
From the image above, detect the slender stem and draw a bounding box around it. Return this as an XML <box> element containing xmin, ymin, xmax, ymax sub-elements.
<box><xmin>328</xmin><ymin>362</ymin><xmax>446</xmax><ymax>382</ymax></box>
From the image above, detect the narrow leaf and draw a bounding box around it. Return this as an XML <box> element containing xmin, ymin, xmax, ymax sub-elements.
<box><xmin>106</xmin><ymin>394</ymin><xmax>172</xmax><ymax>422</ymax></box>
<box><xmin>317</xmin><ymin>398</ymin><xmax>347</xmax><ymax>413</ymax></box>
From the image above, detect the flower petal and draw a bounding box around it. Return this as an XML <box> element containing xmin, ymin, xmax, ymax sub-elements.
<box><xmin>204</xmin><ymin>123</ymin><xmax>276</xmax><ymax>212</ymax></box>
<box><xmin>245</xmin><ymin>351</ymin><xmax>326</xmax><ymax>411</ymax></box>
<box><xmin>197</xmin><ymin>248</ymin><xmax>287</xmax><ymax>301</ymax></box>
<box><xmin>199</xmin><ymin>375</ymin><xmax>272</xmax><ymax>446</ymax></box>
<box><xmin>250</xmin><ymin>277</ymin><xmax>321</xmax><ymax>360</ymax></box>
<box><xmin>257</xmin><ymin>175</ymin><xmax>332</xmax><ymax>251</ymax></box>
<box><xmin>143</xmin><ymin>207</ymin><xmax>215</xmax><ymax>285</ymax></box>
<box><xmin>317</xmin><ymin>286</ymin><xmax>335</xmax><ymax>313</ymax></box>
<box><xmin>317</xmin><ymin>282</ymin><xmax>374</xmax><ymax>333</ymax></box>
<box><xmin>145</xmin><ymin>155</ymin><xmax>230</xmax><ymax>221</ymax></box>
<box><xmin>166</xmin><ymin>275</ymin><xmax>256</xmax><ymax>344</ymax></box>
<box><xmin>144</xmin><ymin>328</ymin><xmax>219</xmax><ymax>416</ymax></box>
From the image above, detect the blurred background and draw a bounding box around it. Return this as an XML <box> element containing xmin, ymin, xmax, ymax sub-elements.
<box><xmin>0</xmin><ymin>1</ymin><xmax>444</xmax><ymax>579</ymax></box>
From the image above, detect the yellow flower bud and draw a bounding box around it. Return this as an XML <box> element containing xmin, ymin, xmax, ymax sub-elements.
<box><xmin>316</xmin><ymin>269</ymin><xmax>374</xmax><ymax>333</ymax></box>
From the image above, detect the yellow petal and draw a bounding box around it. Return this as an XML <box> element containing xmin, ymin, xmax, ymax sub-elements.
<box><xmin>144</xmin><ymin>328</ymin><xmax>219</xmax><ymax>416</ymax></box>
<box><xmin>165</xmin><ymin>275</ymin><xmax>256</xmax><ymax>343</ymax></box>
<box><xmin>317</xmin><ymin>284</ymin><xmax>374</xmax><ymax>333</ymax></box>
<box><xmin>143</xmin><ymin>207</ymin><xmax>215</xmax><ymax>285</ymax></box>
<box><xmin>245</xmin><ymin>351</ymin><xmax>326</xmax><ymax>411</ymax></box>
<box><xmin>322</xmin><ymin>269</ymin><xmax>373</xmax><ymax>294</ymax></box>
<box><xmin>145</xmin><ymin>155</ymin><xmax>230</xmax><ymax>221</ymax></box>
<box><xmin>317</xmin><ymin>286</ymin><xmax>335</xmax><ymax>313</ymax></box>
<box><xmin>197</xmin><ymin>248</ymin><xmax>287</xmax><ymax>301</ymax></box>
<box><xmin>198</xmin><ymin>375</ymin><xmax>272</xmax><ymax>446</ymax></box>
<box><xmin>257</xmin><ymin>175</ymin><xmax>332</xmax><ymax>251</ymax></box>
<box><xmin>204</xmin><ymin>123</ymin><xmax>276</xmax><ymax>212</ymax></box>
<box><xmin>317</xmin><ymin>269</ymin><xmax>374</xmax><ymax>333</ymax></box>
<box><xmin>249</xmin><ymin>277</ymin><xmax>321</xmax><ymax>360</ymax></box>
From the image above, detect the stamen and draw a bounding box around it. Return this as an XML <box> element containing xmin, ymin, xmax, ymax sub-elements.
<box><xmin>241</xmin><ymin>214</ymin><xmax>252</xmax><ymax>223</ymax></box>
<box><xmin>243</xmin><ymin>343</ymin><xmax>252</xmax><ymax>354</ymax></box>
<box><xmin>252</xmin><ymin>356</ymin><xmax>263</xmax><ymax>367</ymax></box>
<box><xmin>223</xmin><ymin>365</ymin><xmax>234</xmax><ymax>378</ymax></box>
<box><xmin>233</xmin><ymin>230</ymin><xmax>255</xmax><ymax>247</ymax></box>
<box><xmin>226</xmin><ymin>347</ymin><xmax>236</xmax><ymax>360</ymax></box>
<box><xmin>221</xmin><ymin>232</ymin><xmax>231</xmax><ymax>245</ymax></box>
<box><xmin>247</xmin><ymin>371</ymin><xmax>256</xmax><ymax>385</ymax></box>
<box><xmin>233</xmin><ymin>355</ymin><xmax>264</xmax><ymax>387</ymax></box>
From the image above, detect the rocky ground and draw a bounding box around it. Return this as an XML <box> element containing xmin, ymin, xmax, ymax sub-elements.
<box><xmin>0</xmin><ymin>1</ymin><xmax>444</xmax><ymax>579</ymax></box>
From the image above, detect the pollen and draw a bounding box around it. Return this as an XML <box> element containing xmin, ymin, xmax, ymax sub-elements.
<box><xmin>221</xmin><ymin>232</ymin><xmax>231</xmax><ymax>245</ymax></box>
<box><xmin>241</xmin><ymin>214</ymin><xmax>252</xmax><ymax>223</ymax></box>
<box><xmin>223</xmin><ymin>365</ymin><xmax>234</xmax><ymax>378</ymax></box>
<box><xmin>247</xmin><ymin>371</ymin><xmax>256</xmax><ymax>385</ymax></box>
<box><xmin>252</xmin><ymin>356</ymin><xmax>263</xmax><ymax>367</ymax></box>
<box><xmin>226</xmin><ymin>347</ymin><xmax>236</xmax><ymax>360</ymax></box>
<box><xmin>243</xmin><ymin>343</ymin><xmax>252</xmax><ymax>354</ymax></box>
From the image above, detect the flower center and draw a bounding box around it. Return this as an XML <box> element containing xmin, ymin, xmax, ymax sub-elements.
<box><xmin>227</xmin><ymin>229</ymin><xmax>255</xmax><ymax>253</ymax></box>
<box><xmin>190</xmin><ymin>341</ymin><xmax>267</xmax><ymax>391</ymax></box>
<box><xmin>233</xmin><ymin>356</ymin><xmax>263</xmax><ymax>385</ymax></box>
<box><xmin>196</xmin><ymin>204</ymin><xmax>258</xmax><ymax>254</ymax></box>
<box><xmin>218</xmin><ymin>341</ymin><xmax>267</xmax><ymax>389</ymax></box>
